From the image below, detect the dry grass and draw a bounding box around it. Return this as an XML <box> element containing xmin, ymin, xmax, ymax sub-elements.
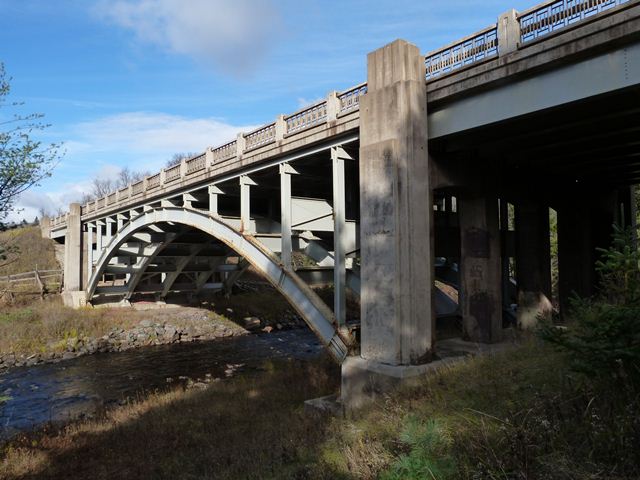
<box><xmin>0</xmin><ymin>300</ymin><xmax>237</xmax><ymax>355</ymax></box>
<box><xmin>0</xmin><ymin>358</ymin><xmax>345</xmax><ymax>480</ymax></box>
<box><xmin>0</xmin><ymin>226</ymin><xmax>59</xmax><ymax>276</ymax></box>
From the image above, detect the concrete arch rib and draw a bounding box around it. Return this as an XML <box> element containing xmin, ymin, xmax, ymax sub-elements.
<box><xmin>86</xmin><ymin>207</ymin><xmax>351</xmax><ymax>362</ymax></box>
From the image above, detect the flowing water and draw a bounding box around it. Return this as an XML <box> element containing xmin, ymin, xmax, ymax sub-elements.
<box><xmin>0</xmin><ymin>328</ymin><xmax>325</xmax><ymax>440</ymax></box>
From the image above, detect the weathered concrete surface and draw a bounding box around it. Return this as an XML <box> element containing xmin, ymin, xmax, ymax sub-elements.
<box><xmin>358</xmin><ymin>39</ymin><xmax>434</xmax><ymax>367</ymax></box>
<box><xmin>459</xmin><ymin>193</ymin><xmax>502</xmax><ymax>343</ymax></box>
<box><xmin>63</xmin><ymin>203</ymin><xmax>82</xmax><ymax>293</ymax></box>
<box><xmin>515</xmin><ymin>201</ymin><xmax>552</xmax><ymax>329</ymax></box>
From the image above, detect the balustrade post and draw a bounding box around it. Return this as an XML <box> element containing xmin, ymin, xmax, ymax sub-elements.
<box><xmin>160</xmin><ymin>169</ymin><xmax>166</xmax><ymax>186</ymax></box>
<box><xmin>498</xmin><ymin>9</ymin><xmax>520</xmax><ymax>56</ymax></box>
<box><xmin>180</xmin><ymin>159</ymin><xmax>187</xmax><ymax>178</ymax></box>
<box><xmin>275</xmin><ymin>114</ymin><xmax>286</xmax><ymax>142</ymax></box>
<box><xmin>326</xmin><ymin>91</ymin><xmax>340</xmax><ymax>122</ymax></box>
<box><xmin>236</xmin><ymin>133</ymin><xmax>246</xmax><ymax>158</ymax></box>
<box><xmin>205</xmin><ymin>147</ymin><xmax>214</xmax><ymax>170</ymax></box>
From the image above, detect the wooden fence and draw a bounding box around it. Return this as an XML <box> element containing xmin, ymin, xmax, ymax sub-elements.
<box><xmin>0</xmin><ymin>269</ymin><xmax>63</xmax><ymax>297</ymax></box>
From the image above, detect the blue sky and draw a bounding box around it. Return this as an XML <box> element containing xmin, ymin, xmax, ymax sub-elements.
<box><xmin>0</xmin><ymin>0</ymin><xmax>534</xmax><ymax>220</ymax></box>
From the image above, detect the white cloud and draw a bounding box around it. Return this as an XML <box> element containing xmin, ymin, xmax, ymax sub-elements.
<box><xmin>72</xmin><ymin>112</ymin><xmax>251</xmax><ymax>157</ymax></box>
<box><xmin>95</xmin><ymin>0</ymin><xmax>282</xmax><ymax>75</ymax></box>
<box><xmin>7</xmin><ymin>111</ymin><xmax>257</xmax><ymax>221</ymax></box>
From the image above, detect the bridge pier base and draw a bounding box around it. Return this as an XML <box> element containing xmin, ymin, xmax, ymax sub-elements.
<box><xmin>62</xmin><ymin>203</ymin><xmax>87</xmax><ymax>307</ymax></box>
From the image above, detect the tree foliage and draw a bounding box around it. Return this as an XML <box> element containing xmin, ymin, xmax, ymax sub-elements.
<box><xmin>0</xmin><ymin>63</ymin><xmax>61</xmax><ymax>224</ymax></box>
<box><xmin>540</xmin><ymin>226</ymin><xmax>640</xmax><ymax>385</ymax></box>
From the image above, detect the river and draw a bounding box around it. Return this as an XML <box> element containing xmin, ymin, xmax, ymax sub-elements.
<box><xmin>0</xmin><ymin>328</ymin><xmax>325</xmax><ymax>441</ymax></box>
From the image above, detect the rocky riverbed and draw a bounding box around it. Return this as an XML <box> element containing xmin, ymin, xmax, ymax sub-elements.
<box><xmin>0</xmin><ymin>305</ymin><xmax>305</xmax><ymax>373</ymax></box>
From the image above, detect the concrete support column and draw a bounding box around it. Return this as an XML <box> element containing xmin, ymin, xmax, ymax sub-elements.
<box><xmin>279</xmin><ymin>164</ymin><xmax>297</xmax><ymax>270</ymax></box>
<box><xmin>63</xmin><ymin>203</ymin><xmax>82</xmax><ymax>292</ymax></box>
<box><xmin>208</xmin><ymin>185</ymin><xmax>223</xmax><ymax>217</ymax></box>
<box><xmin>86</xmin><ymin>223</ymin><xmax>94</xmax><ymax>286</ymax></box>
<box><xmin>459</xmin><ymin>193</ymin><xmax>502</xmax><ymax>343</ymax></box>
<box><xmin>515</xmin><ymin>201</ymin><xmax>552</xmax><ymax>329</ymax></box>
<box><xmin>96</xmin><ymin>221</ymin><xmax>103</xmax><ymax>254</ymax></box>
<box><xmin>239</xmin><ymin>176</ymin><xmax>256</xmax><ymax>233</ymax></box>
<box><xmin>332</xmin><ymin>146</ymin><xmax>352</xmax><ymax>327</ymax></box>
<box><xmin>358</xmin><ymin>39</ymin><xmax>434</xmax><ymax>365</ymax></box>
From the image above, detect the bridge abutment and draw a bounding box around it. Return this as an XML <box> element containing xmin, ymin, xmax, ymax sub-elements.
<box><xmin>62</xmin><ymin>203</ymin><xmax>86</xmax><ymax>307</ymax></box>
<box><xmin>343</xmin><ymin>39</ymin><xmax>435</xmax><ymax>411</ymax></box>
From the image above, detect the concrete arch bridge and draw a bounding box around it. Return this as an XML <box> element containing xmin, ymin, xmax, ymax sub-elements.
<box><xmin>45</xmin><ymin>0</ymin><xmax>640</xmax><ymax>406</ymax></box>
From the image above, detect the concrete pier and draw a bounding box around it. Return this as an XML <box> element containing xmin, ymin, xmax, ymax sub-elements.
<box><xmin>515</xmin><ymin>201</ymin><xmax>552</xmax><ymax>329</ymax></box>
<box><xmin>459</xmin><ymin>192</ymin><xmax>502</xmax><ymax>343</ymax></box>
<box><xmin>343</xmin><ymin>39</ymin><xmax>434</xmax><ymax>410</ymax></box>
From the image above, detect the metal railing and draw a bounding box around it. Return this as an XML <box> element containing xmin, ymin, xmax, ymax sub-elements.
<box><xmin>425</xmin><ymin>26</ymin><xmax>499</xmax><ymax>79</ymax></box>
<box><xmin>338</xmin><ymin>84</ymin><xmax>367</xmax><ymax>114</ymax></box>
<box><xmin>519</xmin><ymin>0</ymin><xmax>631</xmax><ymax>43</ymax></box>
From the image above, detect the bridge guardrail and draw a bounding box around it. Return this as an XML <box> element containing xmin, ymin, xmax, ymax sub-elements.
<box><xmin>57</xmin><ymin>0</ymin><xmax>636</xmax><ymax>225</ymax></box>
<box><xmin>425</xmin><ymin>25</ymin><xmax>499</xmax><ymax>80</ymax></box>
<box><xmin>519</xmin><ymin>0</ymin><xmax>632</xmax><ymax>44</ymax></box>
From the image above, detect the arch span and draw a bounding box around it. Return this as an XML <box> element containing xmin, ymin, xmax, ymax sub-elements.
<box><xmin>86</xmin><ymin>207</ymin><xmax>351</xmax><ymax>362</ymax></box>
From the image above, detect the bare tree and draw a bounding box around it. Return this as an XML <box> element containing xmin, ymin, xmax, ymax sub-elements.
<box><xmin>166</xmin><ymin>152</ymin><xmax>197</xmax><ymax>168</ymax></box>
<box><xmin>81</xmin><ymin>167</ymin><xmax>151</xmax><ymax>203</ymax></box>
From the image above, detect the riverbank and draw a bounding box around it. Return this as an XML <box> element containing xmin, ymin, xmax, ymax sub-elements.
<box><xmin>2</xmin><ymin>338</ymin><xmax>637</xmax><ymax>479</ymax></box>
<box><xmin>0</xmin><ymin>288</ymin><xmax>306</xmax><ymax>373</ymax></box>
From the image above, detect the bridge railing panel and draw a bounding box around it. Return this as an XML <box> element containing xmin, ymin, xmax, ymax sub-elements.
<box><xmin>425</xmin><ymin>25</ymin><xmax>499</xmax><ymax>79</ymax></box>
<box><xmin>165</xmin><ymin>164</ymin><xmax>181</xmax><ymax>183</ymax></box>
<box><xmin>285</xmin><ymin>101</ymin><xmax>328</xmax><ymax>134</ymax></box>
<box><xmin>519</xmin><ymin>0</ymin><xmax>631</xmax><ymax>43</ymax></box>
<box><xmin>131</xmin><ymin>180</ymin><xmax>144</xmax><ymax>196</ymax></box>
<box><xmin>118</xmin><ymin>186</ymin><xmax>129</xmax><ymax>200</ymax></box>
<box><xmin>212</xmin><ymin>140</ymin><xmax>237</xmax><ymax>163</ymax></box>
<box><xmin>338</xmin><ymin>84</ymin><xmax>367</xmax><ymax>114</ymax></box>
<box><xmin>97</xmin><ymin>197</ymin><xmax>105</xmax><ymax>209</ymax></box>
<box><xmin>245</xmin><ymin>123</ymin><xmax>276</xmax><ymax>151</ymax></box>
<box><xmin>147</xmin><ymin>173</ymin><xmax>161</xmax><ymax>189</ymax></box>
<box><xmin>186</xmin><ymin>153</ymin><xmax>206</xmax><ymax>174</ymax></box>
<box><xmin>107</xmin><ymin>192</ymin><xmax>117</xmax><ymax>205</ymax></box>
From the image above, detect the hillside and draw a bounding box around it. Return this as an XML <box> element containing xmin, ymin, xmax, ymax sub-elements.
<box><xmin>0</xmin><ymin>225</ymin><xmax>60</xmax><ymax>276</ymax></box>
